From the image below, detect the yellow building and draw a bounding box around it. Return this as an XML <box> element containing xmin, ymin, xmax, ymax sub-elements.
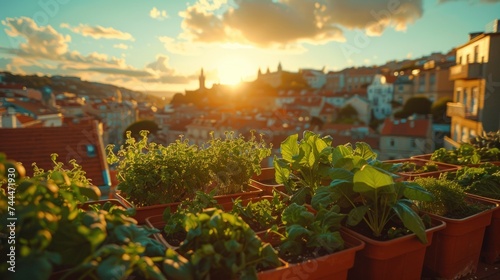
<box><xmin>445</xmin><ymin>20</ymin><xmax>500</xmax><ymax>148</ymax></box>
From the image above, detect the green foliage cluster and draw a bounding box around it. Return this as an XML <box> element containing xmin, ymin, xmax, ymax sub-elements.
<box><xmin>414</xmin><ymin>177</ymin><xmax>489</xmax><ymax>219</ymax></box>
<box><xmin>204</xmin><ymin>131</ymin><xmax>271</xmax><ymax>195</ymax></box>
<box><xmin>231</xmin><ymin>191</ymin><xmax>287</xmax><ymax>232</ymax></box>
<box><xmin>164</xmin><ymin>208</ymin><xmax>281</xmax><ymax>280</ymax></box>
<box><xmin>442</xmin><ymin>163</ymin><xmax>500</xmax><ymax>200</ymax></box>
<box><xmin>431</xmin><ymin>143</ymin><xmax>483</xmax><ymax>165</ymax></box>
<box><xmin>274</xmin><ymin>131</ymin><xmax>432</xmax><ymax>243</ymax></box>
<box><xmin>0</xmin><ymin>153</ymin><xmax>167</xmax><ymax>280</ymax></box>
<box><xmin>392</xmin><ymin>161</ymin><xmax>439</xmax><ymax>174</ymax></box>
<box><xmin>273</xmin><ymin>203</ymin><xmax>345</xmax><ymax>263</ymax></box>
<box><xmin>107</xmin><ymin>130</ymin><xmax>271</xmax><ymax>206</ymax></box>
<box><xmin>107</xmin><ymin>131</ymin><xmax>212</xmax><ymax>206</ymax></box>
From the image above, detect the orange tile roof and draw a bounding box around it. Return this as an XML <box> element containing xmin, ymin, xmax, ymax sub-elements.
<box><xmin>380</xmin><ymin>118</ymin><xmax>431</xmax><ymax>138</ymax></box>
<box><xmin>0</xmin><ymin>121</ymin><xmax>109</xmax><ymax>187</ymax></box>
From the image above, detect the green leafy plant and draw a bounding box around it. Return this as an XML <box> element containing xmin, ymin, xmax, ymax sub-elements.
<box><xmin>162</xmin><ymin>190</ymin><xmax>221</xmax><ymax>246</ymax></box>
<box><xmin>0</xmin><ymin>154</ymin><xmax>167</xmax><ymax>280</ymax></box>
<box><xmin>231</xmin><ymin>191</ymin><xmax>287</xmax><ymax>232</ymax></box>
<box><xmin>273</xmin><ymin>131</ymin><xmax>336</xmax><ymax>205</ymax></box>
<box><xmin>392</xmin><ymin>161</ymin><xmax>439</xmax><ymax>174</ymax></box>
<box><xmin>107</xmin><ymin>131</ymin><xmax>212</xmax><ymax>206</ymax></box>
<box><xmin>312</xmin><ymin>164</ymin><xmax>433</xmax><ymax>243</ymax></box>
<box><xmin>176</xmin><ymin>208</ymin><xmax>281</xmax><ymax>279</ymax></box>
<box><xmin>441</xmin><ymin>163</ymin><xmax>500</xmax><ymax>200</ymax></box>
<box><xmin>203</xmin><ymin>131</ymin><xmax>271</xmax><ymax>195</ymax></box>
<box><xmin>469</xmin><ymin>130</ymin><xmax>500</xmax><ymax>161</ymax></box>
<box><xmin>431</xmin><ymin>143</ymin><xmax>490</xmax><ymax>165</ymax></box>
<box><xmin>271</xmin><ymin>203</ymin><xmax>345</xmax><ymax>263</ymax></box>
<box><xmin>414</xmin><ymin>177</ymin><xmax>490</xmax><ymax>219</ymax></box>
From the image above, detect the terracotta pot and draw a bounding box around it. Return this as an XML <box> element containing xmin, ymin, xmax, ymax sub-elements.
<box><xmin>383</xmin><ymin>158</ymin><xmax>458</xmax><ymax>181</ymax></box>
<box><xmin>144</xmin><ymin>214</ymin><xmax>181</xmax><ymax>250</ymax></box>
<box><xmin>114</xmin><ymin>184</ymin><xmax>263</xmax><ymax>224</ymax></box>
<box><xmin>344</xmin><ymin>219</ymin><xmax>446</xmax><ymax>280</ymax></box>
<box><xmin>466</xmin><ymin>194</ymin><xmax>500</xmax><ymax>264</ymax></box>
<box><xmin>250</xmin><ymin>167</ymin><xmax>286</xmax><ymax>196</ymax></box>
<box><xmin>79</xmin><ymin>198</ymin><xmax>132</xmax><ymax>211</ymax></box>
<box><xmin>258</xmin><ymin>231</ymin><xmax>365</xmax><ymax>280</ymax></box>
<box><xmin>422</xmin><ymin>198</ymin><xmax>497</xmax><ymax>279</ymax></box>
<box><xmin>213</xmin><ymin>184</ymin><xmax>264</xmax><ymax>204</ymax></box>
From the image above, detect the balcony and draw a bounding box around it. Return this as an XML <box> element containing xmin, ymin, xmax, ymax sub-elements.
<box><xmin>446</xmin><ymin>102</ymin><xmax>479</xmax><ymax>120</ymax></box>
<box><xmin>449</xmin><ymin>63</ymin><xmax>483</xmax><ymax>80</ymax></box>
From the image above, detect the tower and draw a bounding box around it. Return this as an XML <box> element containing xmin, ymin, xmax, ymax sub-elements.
<box><xmin>278</xmin><ymin>62</ymin><xmax>282</xmax><ymax>72</ymax></box>
<box><xmin>199</xmin><ymin>68</ymin><xmax>206</xmax><ymax>90</ymax></box>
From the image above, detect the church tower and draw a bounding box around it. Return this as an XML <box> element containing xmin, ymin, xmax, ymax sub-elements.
<box><xmin>199</xmin><ymin>68</ymin><xmax>206</xmax><ymax>90</ymax></box>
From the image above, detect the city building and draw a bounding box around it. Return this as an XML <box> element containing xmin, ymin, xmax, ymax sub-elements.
<box><xmin>379</xmin><ymin>117</ymin><xmax>434</xmax><ymax>160</ymax></box>
<box><xmin>445</xmin><ymin>19</ymin><xmax>500</xmax><ymax>148</ymax></box>
<box><xmin>367</xmin><ymin>74</ymin><xmax>394</xmax><ymax>120</ymax></box>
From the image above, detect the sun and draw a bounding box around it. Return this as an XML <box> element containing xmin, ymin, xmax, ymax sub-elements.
<box><xmin>216</xmin><ymin>55</ymin><xmax>253</xmax><ymax>85</ymax></box>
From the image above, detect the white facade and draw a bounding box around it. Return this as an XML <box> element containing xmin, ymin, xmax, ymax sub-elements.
<box><xmin>367</xmin><ymin>75</ymin><xmax>394</xmax><ymax>120</ymax></box>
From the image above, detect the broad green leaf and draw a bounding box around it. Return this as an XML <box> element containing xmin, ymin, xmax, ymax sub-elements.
<box><xmin>347</xmin><ymin>205</ymin><xmax>369</xmax><ymax>226</ymax></box>
<box><xmin>280</xmin><ymin>134</ymin><xmax>299</xmax><ymax>162</ymax></box>
<box><xmin>322</xmin><ymin>167</ymin><xmax>354</xmax><ymax>181</ymax></box>
<box><xmin>354</xmin><ymin>142</ymin><xmax>377</xmax><ymax>162</ymax></box>
<box><xmin>353</xmin><ymin>165</ymin><xmax>394</xmax><ymax>192</ymax></box>
<box><xmin>273</xmin><ymin>157</ymin><xmax>291</xmax><ymax>185</ymax></box>
<box><xmin>299</xmin><ymin>142</ymin><xmax>315</xmax><ymax>168</ymax></box>
<box><xmin>286</xmin><ymin>224</ymin><xmax>311</xmax><ymax>240</ymax></box>
<box><xmin>402</xmin><ymin>182</ymin><xmax>435</xmax><ymax>202</ymax></box>
<box><xmin>311</xmin><ymin>180</ymin><xmax>352</xmax><ymax>210</ymax></box>
<box><xmin>392</xmin><ymin>201</ymin><xmax>427</xmax><ymax>243</ymax></box>
<box><xmin>332</xmin><ymin>145</ymin><xmax>353</xmax><ymax>166</ymax></box>
<box><xmin>290</xmin><ymin>186</ymin><xmax>311</xmax><ymax>206</ymax></box>
<box><xmin>308</xmin><ymin>231</ymin><xmax>344</xmax><ymax>253</ymax></box>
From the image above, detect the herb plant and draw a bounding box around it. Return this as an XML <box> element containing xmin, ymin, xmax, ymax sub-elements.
<box><xmin>392</xmin><ymin>161</ymin><xmax>439</xmax><ymax>174</ymax></box>
<box><xmin>231</xmin><ymin>191</ymin><xmax>287</xmax><ymax>232</ymax></box>
<box><xmin>176</xmin><ymin>208</ymin><xmax>281</xmax><ymax>279</ymax></box>
<box><xmin>431</xmin><ymin>144</ymin><xmax>479</xmax><ymax>165</ymax></box>
<box><xmin>274</xmin><ymin>131</ymin><xmax>336</xmax><ymax>205</ymax></box>
<box><xmin>203</xmin><ymin>131</ymin><xmax>271</xmax><ymax>195</ymax></box>
<box><xmin>107</xmin><ymin>131</ymin><xmax>212</xmax><ymax>206</ymax></box>
<box><xmin>271</xmin><ymin>203</ymin><xmax>345</xmax><ymax>263</ymax></box>
<box><xmin>162</xmin><ymin>190</ymin><xmax>221</xmax><ymax>246</ymax></box>
<box><xmin>442</xmin><ymin>163</ymin><xmax>500</xmax><ymax>200</ymax></box>
<box><xmin>414</xmin><ymin>177</ymin><xmax>490</xmax><ymax>219</ymax></box>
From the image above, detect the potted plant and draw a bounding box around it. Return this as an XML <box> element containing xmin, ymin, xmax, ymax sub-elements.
<box><xmin>107</xmin><ymin>131</ymin><xmax>213</xmax><ymax>222</ymax></box>
<box><xmin>0</xmin><ymin>154</ymin><xmax>167</xmax><ymax>280</ymax></box>
<box><xmin>261</xmin><ymin>202</ymin><xmax>365</xmax><ymax>280</ymax></box>
<box><xmin>161</xmin><ymin>208</ymin><xmax>282</xmax><ymax>279</ymax></box>
<box><xmin>312</xmin><ymin>162</ymin><xmax>445</xmax><ymax>280</ymax></box>
<box><xmin>230</xmin><ymin>191</ymin><xmax>287</xmax><ymax>233</ymax></box>
<box><xmin>441</xmin><ymin>163</ymin><xmax>500</xmax><ymax>264</ymax></box>
<box><xmin>273</xmin><ymin>131</ymin><xmax>342</xmax><ymax>205</ymax></box>
<box><xmin>417</xmin><ymin>143</ymin><xmax>500</xmax><ymax>166</ymax></box>
<box><xmin>382</xmin><ymin>158</ymin><xmax>458</xmax><ymax>181</ymax></box>
<box><xmin>414</xmin><ymin>177</ymin><xmax>497</xmax><ymax>279</ymax></box>
<box><xmin>202</xmin><ymin>131</ymin><xmax>271</xmax><ymax>203</ymax></box>
<box><xmin>145</xmin><ymin>190</ymin><xmax>223</xmax><ymax>249</ymax></box>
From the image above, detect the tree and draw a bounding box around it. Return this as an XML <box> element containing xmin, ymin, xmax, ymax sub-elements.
<box><xmin>123</xmin><ymin>120</ymin><xmax>159</xmax><ymax>140</ymax></box>
<box><xmin>396</xmin><ymin>97</ymin><xmax>432</xmax><ymax>118</ymax></box>
<box><xmin>338</xmin><ymin>104</ymin><xmax>358</xmax><ymax>120</ymax></box>
<box><xmin>431</xmin><ymin>97</ymin><xmax>453</xmax><ymax>124</ymax></box>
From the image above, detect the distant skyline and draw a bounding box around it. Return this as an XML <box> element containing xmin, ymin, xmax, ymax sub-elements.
<box><xmin>1</xmin><ymin>0</ymin><xmax>499</xmax><ymax>94</ymax></box>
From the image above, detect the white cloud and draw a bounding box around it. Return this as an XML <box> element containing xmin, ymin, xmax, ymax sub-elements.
<box><xmin>61</xmin><ymin>23</ymin><xmax>134</xmax><ymax>41</ymax></box>
<box><xmin>150</xmin><ymin>7</ymin><xmax>168</xmax><ymax>20</ymax></box>
<box><xmin>113</xmin><ymin>43</ymin><xmax>129</xmax><ymax>50</ymax></box>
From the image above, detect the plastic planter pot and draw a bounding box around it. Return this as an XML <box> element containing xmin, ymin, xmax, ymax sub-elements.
<box><xmin>466</xmin><ymin>194</ymin><xmax>500</xmax><ymax>264</ymax></box>
<box><xmin>258</xmin><ymin>231</ymin><xmax>365</xmax><ymax>280</ymax></box>
<box><xmin>344</xmin><ymin>219</ymin><xmax>446</xmax><ymax>280</ymax></box>
<box><xmin>383</xmin><ymin>158</ymin><xmax>458</xmax><ymax>181</ymax></box>
<box><xmin>422</xmin><ymin>198</ymin><xmax>497</xmax><ymax>279</ymax></box>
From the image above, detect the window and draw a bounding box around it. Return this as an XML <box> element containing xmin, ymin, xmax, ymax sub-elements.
<box><xmin>471</xmin><ymin>87</ymin><xmax>479</xmax><ymax>115</ymax></box>
<box><xmin>86</xmin><ymin>145</ymin><xmax>96</xmax><ymax>157</ymax></box>
<box><xmin>390</xmin><ymin>138</ymin><xmax>395</xmax><ymax>147</ymax></box>
<box><xmin>466</xmin><ymin>54</ymin><xmax>470</xmax><ymax>63</ymax></box>
<box><xmin>474</xmin><ymin>46</ymin><xmax>479</xmax><ymax>63</ymax></box>
<box><xmin>458</xmin><ymin>56</ymin><xmax>462</xmax><ymax>64</ymax></box>
<box><xmin>454</xmin><ymin>88</ymin><xmax>461</xmax><ymax>102</ymax></box>
<box><xmin>429</xmin><ymin>73</ymin><xmax>436</xmax><ymax>85</ymax></box>
<box><xmin>411</xmin><ymin>138</ymin><xmax>416</xmax><ymax>148</ymax></box>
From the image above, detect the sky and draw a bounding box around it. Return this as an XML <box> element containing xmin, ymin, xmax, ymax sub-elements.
<box><xmin>0</xmin><ymin>0</ymin><xmax>499</xmax><ymax>94</ymax></box>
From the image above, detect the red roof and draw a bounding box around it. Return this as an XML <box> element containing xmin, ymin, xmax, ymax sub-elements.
<box><xmin>380</xmin><ymin>118</ymin><xmax>430</xmax><ymax>138</ymax></box>
<box><xmin>0</xmin><ymin>121</ymin><xmax>109</xmax><ymax>187</ymax></box>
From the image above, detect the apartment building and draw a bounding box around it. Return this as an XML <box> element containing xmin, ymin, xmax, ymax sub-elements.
<box><xmin>445</xmin><ymin>20</ymin><xmax>500</xmax><ymax>148</ymax></box>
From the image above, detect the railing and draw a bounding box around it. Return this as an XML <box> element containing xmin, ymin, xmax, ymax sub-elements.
<box><xmin>449</xmin><ymin>63</ymin><xmax>483</xmax><ymax>80</ymax></box>
<box><xmin>446</xmin><ymin>102</ymin><xmax>479</xmax><ymax>119</ymax></box>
